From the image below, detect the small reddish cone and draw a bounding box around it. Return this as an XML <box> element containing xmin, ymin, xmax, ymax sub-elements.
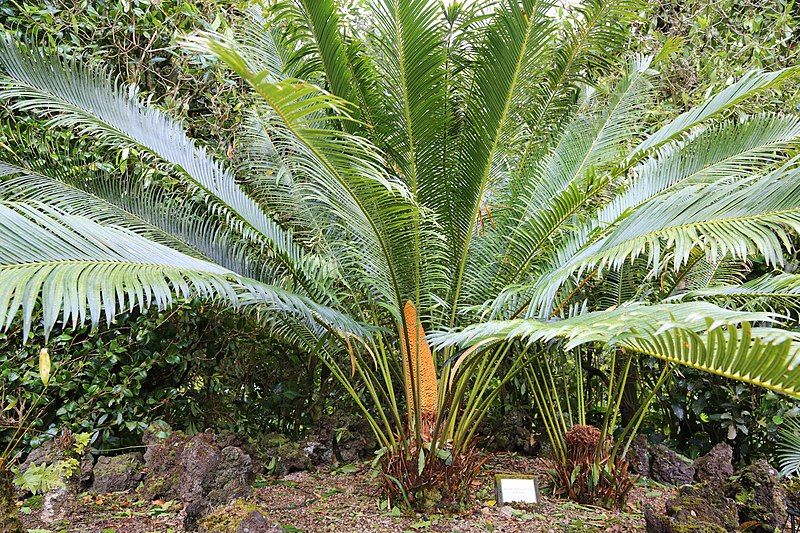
<box><xmin>400</xmin><ymin>300</ymin><xmax>438</xmax><ymax>439</ymax></box>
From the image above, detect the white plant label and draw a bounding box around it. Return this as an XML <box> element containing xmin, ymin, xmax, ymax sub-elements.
<box><xmin>496</xmin><ymin>477</ymin><xmax>539</xmax><ymax>504</ymax></box>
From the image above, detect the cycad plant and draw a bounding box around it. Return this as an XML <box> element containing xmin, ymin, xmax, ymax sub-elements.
<box><xmin>2</xmin><ymin>0</ymin><xmax>800</xmax><ymax>511</ymax></box>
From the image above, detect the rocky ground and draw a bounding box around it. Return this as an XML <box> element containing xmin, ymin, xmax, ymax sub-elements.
<box><xmin>19</xmin><ymin>453</ymin><xmax>666</xmax><ymax>532</ymax></box>
<box><xmin>12</xmin><ymin>426</ymin><xmax>792</xmax><ymax>532</ymax></box>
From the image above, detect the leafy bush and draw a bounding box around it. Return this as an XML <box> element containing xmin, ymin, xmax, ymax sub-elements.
<box><xmin>0</xmin><ymin>303</ymin><xmax>349</xmax><ymax>451</ymax></box>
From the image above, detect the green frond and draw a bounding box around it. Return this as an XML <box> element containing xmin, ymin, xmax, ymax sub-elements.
<box><xmin>516</xmin><ymin>165</ymin><xmax>800</xmax><ymax>316</ymax></box>
<box><xmin>602</xmin><ymin>113</ymin><xmax>800</xmax><ymax>225</ymax></box>
<box><xmin>592</xmin><ymin>262</ymin><xmax>645</xmax><ymax>310</ymax></box>
<box><xmin>677</xmin><ymin>272</ymin><xmax>800</xmax><ymax>315</ymax></box>
<box><xmin>486</xmin><ymin>113</ymin><xmax>800</xmax><ymax>317</ymax></box>
<box><xmin>519</xmin><ymin>0</ymin><xmax>644</xmax><ymax>164</ymax></box>
<box><xmin>433</xmin><ymin>302</ymin><xmax>800</xmax><ymax>397</ymax></box>
<box><xmin>233</xmin><ymin>111</ymin><xmax>326</xmax><ymax>243</ymax></box>
<box><xmin>630</xmin><ymin>67</ymin><xmax>799</xmax><ymax>160</ymax></box>
<box><xmin>625</xmin><ymin>323</ymin><xmax>800</xmax><ymax>398</ymax></box>
<box><xmin>0</xmin><ymin>161</ymin><xmax>306</xmax><ymax>286</ymax></box>
<box><xmin>0</xmin><ymin>201</ymin><xmax>360</xmax><ymax>341</ymax></box>
<box><xmin>369</xmin><ymin>0</ymin><xmax>448</xmax><ymax>195</ymax></box>
<box><xmin>0</xmin><ymin>163</ymin><xmax>201</xmax><ymax>257</ymax></box>
<box><xmin>190</xmin><ymin>34</ymin><xmax>430</xmax><ymax>311</ymax></box>
<box><xmin>235</xmin><ymin>6</ymin><xmax>295</xmax><ymax>78</ymax></box>
<box><xmin>673</xmin><ymin>253</ymin><xmax>749</xmax><ymax>292</ymax></box>
<box><xmin>779</xmin><ymin>417</ymin><xmax>800</xmax><ymax>477</ymax></box>
<box><xmin>470</xmin><ymin>56</ymin><xmax>655</xmax><ymax>304</ymax></box>
<box><xmin>434</xmin><ymin>302</ymin><xmax>776</xmax><ymax>349</ymax></box>
<box><xmin>589</xmin><ymin>168</ymin><xmax>800</xmax><ymax>271</ymax></box>
<box><xmin>266</xmin><ymin>0</ymin><xmax>355</xmax><ymax>99</ymax></box>
<box><xmin>0</xmin><ymin>37</ymin><xmax>321</xmax><ymax>294</ymax></box>
<box><xmin>448</xmin><ymin>0</ymin><xmax>556</xmax><ymax>320</ymax></box>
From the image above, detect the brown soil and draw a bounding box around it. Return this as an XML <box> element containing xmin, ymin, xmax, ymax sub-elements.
<box><xmin>20</xmin><ymin>452</ymin><xmax>673</xmax><ymax>532</ymax></box>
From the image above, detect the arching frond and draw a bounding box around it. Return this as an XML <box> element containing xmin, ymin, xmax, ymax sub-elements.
<box><xmin>432</xmin><ymin>302</ymin><xmax>800</xmax><ymax>397</ymax></box>
<box><xmin>676</xmin><ymin>273</ymin><xmax>800</xmax><ymax>315</ymax></box>
<box><xmin>434</xmin><ymin>302</ymin><xmax>776</xmax><ymax>348</ymax></box>
<box><xmin>0</xmin><ymin>163</ymin><xmax>200</xmax><ymax>257</ymax></box>
<box><xmin>0</xmin><ymin>201</ymin><xmax>361</xmax><ymax>341</ymax></box>
<box><xmin>0</xmin><ymin>161</ymin><xmax>305</xmax><ymax>285</ymax></box>
<box><xmin>630</xmin><ymin>67</ymin><xmax>799</xmax><ymax>160</ymax></box>
<box><xmin>601</xmin><ymin>113</ymin><xmax>800</xmax><ymax>225</ymax></box>
<box><xmin>189</xmin><ymin>34</ymin><xmax>429</xmax><ymax>311</ymax></box>
<box><xmin>267</xmin><ymin>0</ymin><xmax>351</xmax><ymax>94</ymax></box>
<box><xmin>448</xmin><ymin>0</ymin><xmax>555</xmax><ymax>320</ymax></box>
<box><xmin>517</xmin><ymin>165</ymin><xmax>800</xmax><ymax>316</ymax></box>
<box><xmin>0</xmin><ymin>38</ymin><xmax>322</xmax><ymax>294</ymax></box>
<box><xmin>518</xmin><ymin>0</ymin><xmax>644</xmax><ymax>168</ymax></box>
<box><xmin>235</xmin><ymin>6</ymin><xmax>295</xmax><ymax>78</ymax></box>
<box><xmin>470</xmin><ymin>56</ymin><xmax>655</xmax><ymax>304</ymax></box>
<box><xmin>482</xmin><ymin>112</ymin><xmax>800</xmax><ymax>316</ymax></box>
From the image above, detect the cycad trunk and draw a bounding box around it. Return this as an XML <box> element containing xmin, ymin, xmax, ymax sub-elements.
<box><xmin>0</xmin><ymin>460</ymin><xmax>23</xmax><ymax>533</ymax></box>
<box><xmin>400</xmin><ymin>301</ymin><xmax>438</xmax><ymax>439</ymax></box>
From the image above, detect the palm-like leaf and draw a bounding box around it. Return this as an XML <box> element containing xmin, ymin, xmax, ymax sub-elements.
<box><xmin>0</xmin><ymin>201</ymin><xmax>359</xmax><ymax>340</ymax></box>
<box><xmin>508</xmin><ymin>166</ymin><xmax>800</xmax><ymax>317</ymax></box>
<box><xmin>467</xmin><ymin>56</ymin><xmax>655</xmax><ymax>305</ymax></box>
<box><xmin>0</xmin><ymin>38</ymin><xmax>322</xmax><ymax>293</ymax></box>
<box><xmin>676</xmin><ymin>272</ymin><xmax>800</xmax><ymax>315</ymax></box>
<box><xmin>779</xmin><ymin>417</ymin><xmax>800</xmax><ymax>477</ymax></box>
<box><xmin>447</xmin><ymin>0</ymin><xmax>555</xmax><ymax>317</ymax></box>
<box><xmin>432</xmin><ymin>302</ymin><xmax>800</xmax><ymax>397</ymax></box>
<box><xmin>631</xmin><ymin>67</ymin><xmax>799</xmax><ymax>160</ymax></box>
<box><xmin>192</xmin><ymin>35</ymin><xmax>425</xmax><ymax>308</ymax></box>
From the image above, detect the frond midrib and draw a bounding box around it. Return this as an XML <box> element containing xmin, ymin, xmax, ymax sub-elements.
<box><xmin>1</xmin><ymin>258</ymin><xmax>235</xmax><ymax>275</ymax></box>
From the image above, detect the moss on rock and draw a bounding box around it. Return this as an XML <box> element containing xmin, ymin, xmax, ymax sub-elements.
<box><xmin>197</xmin><ymin>498</ymin><xmax>260</xmax><ymax>533</ymax></box>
